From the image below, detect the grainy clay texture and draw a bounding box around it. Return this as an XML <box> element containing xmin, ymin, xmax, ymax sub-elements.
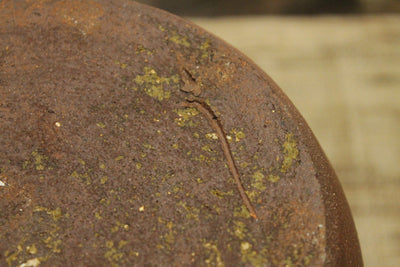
<box><xmin>0</xmin><ymin>1</ymin><xmax>362</xmax><ymax>266</ymax></box>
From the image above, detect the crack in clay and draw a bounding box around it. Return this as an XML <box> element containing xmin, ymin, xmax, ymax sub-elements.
<box><xmin>179</xmin><ymin>98</ymin><xmax>258</xmax><ymax>220</ymax></box>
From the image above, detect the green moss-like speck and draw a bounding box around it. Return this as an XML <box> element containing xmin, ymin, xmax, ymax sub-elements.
<box><xmin>210</xmin><ymin>189</ymin><xmax>233</xmax><ymax>199</ymax></box>
<box><xmin>96</xmin><ymin>122</ymin><xmax>106</xmax><ymax>128</ymax></box>
<box><xmin>240</xmin><ymin>242</ymin><xmax>268</xmax><ymax>266</ymax></box>
<box><xmin>200</xmin><ymin>39</ymin><xmax>211</xmax><ymax>59</ymax></box>
<box><xmin>229</xmin><ymin>128</ymin><xmax>246</xmax><ymax>142</ymax></box>
<box><xmin>203</xmin><ymin>241</ymin><xmax>225</xmax><ymax>267</ymax></box>
<box><xmin>233</xmin><ymin>206</ymin><xmax>251</xmax><ymax>219</ymax></box>
<box><xmin>205</xmin><ymin>132</ymin><xmax>218</xmax><ymax>140</ymax></box>
<box><xmin>168</xmin><ymin>32</ymin><xmax>191</xmax><ymax>47</ymax></box>
<box><xmin>235</xmin><ymin>131</ymin><xmax>245</xmax><ymax>141</ymax></box>
<box><xmin>194</xmin><ymin>154</ymin><xmax>215</xmax><ymax>164</ymax></box>
<box><xmin>159</xmin><ymin>221</ymin><xmax>176</xmax><ymax>250</ymax></box>
<box><xmin>34</xmin><ymin>206</ymin><xmax>62</xmax><ymax>221</ymax></box>
<box><xmin>240</xmin><ymin>162</ymin><xmax>250</xmax><ymax>168</ymax></box>
<box><xmin>115</xmin><ymin>156</ymin><xmax>124</xmax><ymax>161</ymax></box>
<box><xmin>135</xmin><ymin>44</ymin><xmax>154</xmax><ymax>55</ymax></box>
<box><xmin>143</xmin><ymin>143</ymin><xmax>154</xmax><ymax>150</ymax></box>
<box><xmin>177</xmin><ymin>201</ymin><xmax>200</xmax><ymax>221</ymax></box>
<box><xmin>233</xmin><ymin>221</ymin><xmax>247</xmax><ymax>240</ymax></box>
<box><xmin>134</xmin><ymin>67</ymin><xmax>179</xmax><ymax>101</ymax></box>
<box><xmin>50</xmin><ymin>207</ymin><xmax>62</xmax><ymax>221</ymax></box>
<box><xmin>251</xmin><ymin>171</ymin><xmax>266</xmax><ymax>191</ymax></box>
<box><xmin>172</xmin><ymin>143</ymin><xmax>179</xmax><ymax>149</ymax></box>
<box><xmin>267</xmin><ymin>174</ymin><xmax>280</xmax><ymax>183</ymax></box>
<box><xmin>32</xmin><ymin>150</ymin><xmax>48</xmax><ymax>171</ymax></box>
<box><xmin>201</xmin><ymin>144</ymin><xmax>214</xmax><ymax>153</ymax></box>
<box><xmin>174</xmin><ymin>107</ymin><xmax>199</xmax><ymax>127</ymax></box>
<box><xmin>281</xmin><ymin>133</ymin><xmax>299</xmax><ymax>173</ymax></box>
<box><xmin>104</xmin><ymin>240</ymin><xmax>126</xmax><ymax>266</ymax></box>
<box><xmin>100</xmin><ymin>176</ymin><xmax>108</xmax><ymax>184</ymax></box>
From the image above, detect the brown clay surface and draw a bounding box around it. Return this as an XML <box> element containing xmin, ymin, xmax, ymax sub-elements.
<box><xmin>0</xmin><ymin>1</ymin><xmax>362</xmax><ymax>266</ymax></box>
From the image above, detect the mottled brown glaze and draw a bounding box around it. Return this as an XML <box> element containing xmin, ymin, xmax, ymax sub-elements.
<box><xmin>0</xmin><ymin>0</ymin><xmax>362</xmax><ymax>266</ymax></box>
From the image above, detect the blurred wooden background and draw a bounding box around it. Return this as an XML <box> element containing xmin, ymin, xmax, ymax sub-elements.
<box><xmin>189</xmin><ymin>15</ymin><xmax>400</xmax><ymax>267</ymax></box>
<box><xmin>139</xmin><ymin>0</ymin><xmax>400</xmax><ymax>15</ymax></box>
